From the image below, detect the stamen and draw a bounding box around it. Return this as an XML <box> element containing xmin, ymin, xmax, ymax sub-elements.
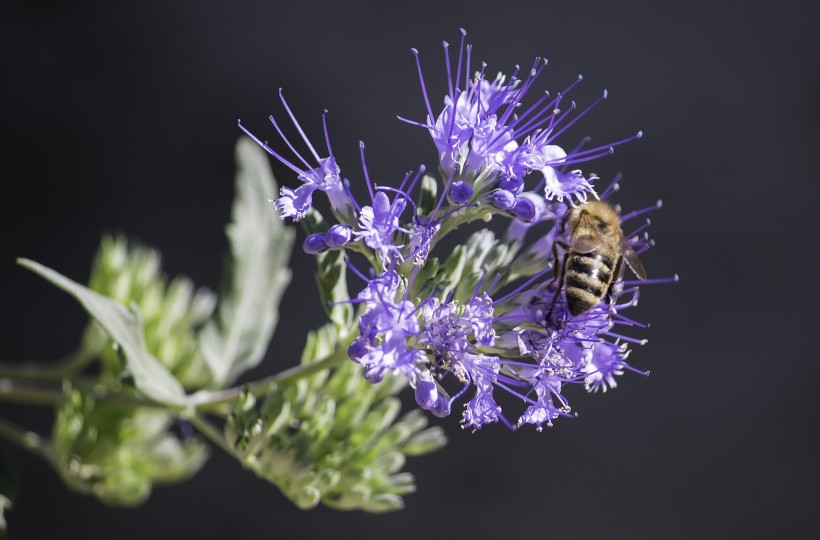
<box><xmin>636</xmin><ymin>241</ymin><xmax>654</xmax><ymax>255</ymax></box>
<box><xmin>359</xmin><ymin>141</ymin><xmax>375</xmax><ymax>201</ymax></box>
<box><xmin>611</xmin><ymin>313</ymin><xmax>649</xmax><ymax>328</ymax></box>
<box><xmin>404</xmin><ymin>164</ymin><xmax>426</xmax><ymax>196</ymax></box>
<box><xmin>321</xmin><ymin>109</ymin><xmax>334</xmax><ymax>160</ymax></box>
<box><xmin>498</xmin><ymin>57</ymin><xmax>547</xmax><ymax>128</ymax></box>
<box><xmin>545</xmin><ymin>89</ymin><xmax>608</xmax><ymax>144</ymax></box>
<box><xmin>508</xmin><ymin>90</ymin><xmax>551</xmax><ymax>134</ymax></box>
<box><xmin>600</xmin><ymin>171</ymin><xmax>622</xmax><ymax>199</ymax></box>
<box><xmin>432</xmin><ymin>167</ymin><xmax>457</xmax><ymax>217</ymax></box>
<box><xmin>396</xmin><ymin>115</ymin><xmax>433</xmax><ymax>129</ymax></box>
<box><xmin>237</xmin><ymin>120</ymin><xmax>305</xmax><ymax>177</ymax></box>
<box><xmin>443</xmin><ymin>40</ymin><xmax>454</xmax><ymax>98</ymax></box>
<box><xmin>411</xmin><ymin>48</ymin><xmax>435</xmax><ymax>123</ymax></box>
<box><xmin>513</xmin><ymin>74</ymin><xmax>583</xmax><ymax>137</ymax></box>
<box><xmin>492</xmin><ymin>267</ymin><xmax>551</xmax><ymax>305</ymax></box>
<box><xmin>376</xmin><ymin>185</ymin><xmax>416</xmax><ymax>213</ymax></box>
<box><xmin>279</xmin><ymin>89</ymin><xmax>322</xmax><ymax>162</ymax></box>
<box><xmin>621</xmin><ymin>274</ymin><xmax>679</xmax><ymax>286</ymax></box>
<box><xmin>268</xmin><ymin>113</ymin><xmax>313</xmax><ymax>171</ymax></box>
<box><xmin>625</xmin><ymin>218</ymin><xmax>651</xmax><ymax>239</ymax></box>
<box><xmin>448</xmin><ymin>381</ymin><xmax>472</xmax><ymax>406</ymax></box>
<box><xmin>620</xmin><ymin>198</ymin><xmax>661</xmax><ymax>221</ymax></box>
<box><xmin>542</xmin><ymin>132</ymin><xmax>641</xmax><ymax>170</ymax></box>
<box><xmin>342</xmin><ymin>178</ymin><xmax>361</xmax><ymax>212</ymax></box>
<box><xmin>605</xmin><ymin>332</ymin><xmax>648</xmax><ymax>345</ymax></box>
<box><xmin>453</xmin><ymin>28</ymin><xmax>467</xmax><ymax>101</ymax></box>
<box><xmin>346</xmin><ymin>257</ymin><xmax>371</xmax><ymax>283</ymax></box>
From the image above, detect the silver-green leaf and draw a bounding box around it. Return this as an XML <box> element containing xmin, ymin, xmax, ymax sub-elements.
<box><xmin>17</xmin><ymin>258</ymin><xmax>186</xmax><ymax>406</ymax></box>
<box><xmin>199</xmin><ymin>137</ymin><xmax>295</xmax><ymax>386</ymax></box>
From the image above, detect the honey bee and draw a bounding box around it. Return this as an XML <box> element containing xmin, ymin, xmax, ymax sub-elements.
<box><xmin>548</xmin><ymin>200</ymin><xmax>647</xmax><ymax>317</ymax></box>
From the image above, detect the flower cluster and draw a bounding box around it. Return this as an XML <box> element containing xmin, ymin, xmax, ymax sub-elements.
<box><xmin>241</xmin><ymin>30</ymin><xmax>674</xmax><ymax>430</ymax></box>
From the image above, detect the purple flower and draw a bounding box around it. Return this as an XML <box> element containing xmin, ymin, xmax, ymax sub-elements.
<box><xmin>514</xmin><ymin>142</ymin><xmax>598</xmax><ymax>204</ymax></box>
<box><xmin>459</xmin><ymin>353</ymin><xmax>502</xmax><ymax>430</ymax></box>
<box><xmin>405</xmin><ymin>30</ymin><xmax>642</xmax><ymax>205</ymax></box>
<box><xmin>406</xmin><ymin>215</ymin><xmax>440</xmax><ymax>267</ymax></box>
<box><xmin>354</xmin><ymin>190</ymin><xmax>409</xmax><ymax>267</ymax></box>
<box><xmin>241</xmin><ymin>31</ymin><xmax>671</xmax><ymax>434</ymax></box>
<box><xmin>464</xmin><ymin>292</ymin><xmax>495</xmax><ymax>347</ymax></box>
<box><xmin>349</xmin><ymin>270</ymin><xmax>422</xmax><ymax>384</ymax></box>
<box><xmin>581</xmin><ymin>340</ymin><xmax>630</xmax><ymax>393</ymax></box>
<box><xmin>238</xmin><ymin>91</ymin><xmax>350</xmax><ymax>221</ymax></box>
<box><xmin>420</xmin><ymin>291</ymin><xmax>496</xmax><ymax>365</ymax></box>
<box><xmin>518</xmin><ymin>375</ymin><xmax>566</xmax><ymax>431</ymax></box>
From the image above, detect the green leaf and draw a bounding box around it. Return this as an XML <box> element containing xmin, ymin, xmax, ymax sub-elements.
<box><xmin>417</xmin><ymin>174</ymin><xmax>438</xmax><ymax>216</ymax></box>
<box><xmin>17</xmin><ymin>259</ymin><xmax>186</xmax><ymax>406</ymax></box>
<box><xmin>199</xmin><ymin>137</ymin><xmax>295</xmax><ymax>386</ymax></box>
<box><xmin>315</xmin><ymin>249</ymin><xmax>353</xmax><ymax>332</ymax></box>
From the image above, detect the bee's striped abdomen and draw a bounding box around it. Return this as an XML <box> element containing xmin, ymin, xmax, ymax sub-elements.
<box><xmin>565</xmin><ymin>250</ymin><xmax>614</xmax><ymax>316</ymax></box>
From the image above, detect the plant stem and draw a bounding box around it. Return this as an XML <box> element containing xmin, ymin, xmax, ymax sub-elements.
<box><xmin>0</xmin><ymin>346</ymin><xmax>98</xmax><ymax>382</ymax></box>
<box><xmin>187</xmin><ymin>339</ymin><xmax>352</xmax><ymax>411</ymax></box>
<box><xmin>0</xmin><ymin>332</ymin><xmax>354</xmax><ymax>413</ymax></box>
<box><xmin>0</xmin><ymin>416</ymin><xmax>54</xmax><ymax>465</ymax></box>
<box><xmin>0</xmin><ymin>378</ymin><xmax>64</xmax><ymax>406</ymax></box>
<box><xmin>188</xmin><ymin>414</ymin><xmax>234</xmax><ymax>456</ymax></box>
<box><xmin>0</xmin><ymin>378</ymin><xmax>173</xmax><ymax>411</ymax></box>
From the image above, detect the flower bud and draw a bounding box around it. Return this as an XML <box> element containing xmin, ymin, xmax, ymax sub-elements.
<box><xmin>487</xmin><ymin>188</ymin><xmax>515</xmax><ymax>210</ymax></box>
<box><xmin>414</xmin><ymin>371</ymin><xmax>439</xmax><ymax>411</ymax></box>
<box><xmin>513</xmin><ymin>192</ymin><xmax>548</xmax><ymax>222</ymax></box>
<box><xmin>511</xmin><ymin>195</ymin><xmax>537</xmax><ymax>222</ymax></box>
<box><xmin>497</xmin><ymin>175</ymin><xmax>524</xmax><ymax>195</ymax></box>
<box><xmin>324</xmin><ymin>224</ymin><xmax>352</xmax><ymax>248</ymax></box>
<box><xmin>303</xmin><ymin>233</ymin><xmax>328</xmax><ymax>254</ymax></box>
<box><xmin>449</xmin><ymin>180</ymin><xmax>474</xmax><ymax>204</ymax></box>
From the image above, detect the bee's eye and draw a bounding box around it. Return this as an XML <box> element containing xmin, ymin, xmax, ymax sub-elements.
<box><xmin>597</xmin><ymin>221</ymin><xmax>609</xmax><ymax>232</ymax></box>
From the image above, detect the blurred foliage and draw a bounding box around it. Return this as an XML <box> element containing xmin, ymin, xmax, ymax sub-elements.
<box><xmin>3</xmin><ymin>138</ymin><xmax>447</xmax><ymax>532</ymax></box>
<box><xmin>226</xmin><ymin>325</ymin><xmax>447</xmax><ymax>512</ymax></box>
<box><xmin>84</xmin><ymin>234</ymin><xmax>216</xmax><ymax>389</ymax></box>
<box><xmin>52</xmin><ymin>383</ymin><xmax>207</xmax><ymax>506</ymax></box>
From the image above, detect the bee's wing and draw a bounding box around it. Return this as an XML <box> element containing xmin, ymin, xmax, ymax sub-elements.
<box><xmin>572</xmin><ymin>211</ymin><xmax>607</xmax><ymax>254</ymax></box>
<box><xmin>619</xmin><ymin>235</ymin><xmax>647</xmax><ymax>280</ymax></box>
<box><xmin>573</xmin><ymin>235</ymin><xmax>606</xmax><ymax>254</ymax></box>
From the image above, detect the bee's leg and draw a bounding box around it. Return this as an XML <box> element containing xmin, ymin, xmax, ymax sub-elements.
<box><xmin>546</xmin><ymin>247</ymin><xmax>569</xmax><ymax>323</ymax></box>
<box><xmin>605</xmin><ymin>254</ymin><xmax>624</xmax><ymax>306</ymax></box>
<box><xmin>545</xmin><ymin>240</ymin><xmax>569</xmax><ymax>288</ymax></box>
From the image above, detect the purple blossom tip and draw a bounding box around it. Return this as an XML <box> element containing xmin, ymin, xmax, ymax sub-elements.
<box><xmin>325</xmin><ymin>224</ymin><xmax>353</xmax><ymax>248</ymax></box>
<box><xmin>511</xmin><ymin>196</ymin><xmax>537</xmax><ymax>222</ymax></box>
<box><xmin>487</xmin><ymin>189</ymin><xmax>516</xmax><ymax>210</ymax></box>
<box><xmin>303</xmin><ymin>233</ymin><xmax>327</xmax><ymax>254</ymax></box>
<box><xmin>449</xmin><ymin>181</ymin><xmax>474</xmax><ymax>204</ymax></box>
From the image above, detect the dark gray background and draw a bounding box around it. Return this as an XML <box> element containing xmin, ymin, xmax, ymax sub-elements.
<box><xmin>1</xmin><ymin>0</ymin><xmax>818</xmax><ymax>538</ymax></box>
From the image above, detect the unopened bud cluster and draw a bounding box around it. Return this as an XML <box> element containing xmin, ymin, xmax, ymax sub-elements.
<box><xmin>226</xmin><ymin>326</ymin><xmax>445</xmax><ymax>512</ymax></box>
